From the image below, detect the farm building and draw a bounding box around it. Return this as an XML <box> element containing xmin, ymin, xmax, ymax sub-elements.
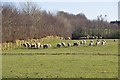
<box><xmin>110</xmin><ymin>21</ymin><xmax>120</xmax><ymax>25</ymax></box>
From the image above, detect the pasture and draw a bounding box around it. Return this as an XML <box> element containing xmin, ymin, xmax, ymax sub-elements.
<box><xmin>2</xmin><ymin>39</ymin><xmax>118</xmax><ymax>78</ymax></box>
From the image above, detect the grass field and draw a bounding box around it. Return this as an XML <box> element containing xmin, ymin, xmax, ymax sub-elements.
<box><xmin>2</xmin><ymin>39</ymin><xmax>118</xmax><ymax>78</ymax></box>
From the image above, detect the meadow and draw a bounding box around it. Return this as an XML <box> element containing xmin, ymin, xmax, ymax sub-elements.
<box><xmin>2</xmin><ymin>39</ymin><xmax>118</xmax><ymax>78</ymax></box>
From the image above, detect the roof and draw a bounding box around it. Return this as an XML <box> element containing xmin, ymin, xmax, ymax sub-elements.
<box><xmin>110</xmin><ymin>21</ymin><xmax>120</xmax><ymax>25</ymax></box>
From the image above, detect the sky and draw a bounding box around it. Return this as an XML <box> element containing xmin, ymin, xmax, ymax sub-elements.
<box><xmin>1</xmin><ymin>0</ymin><xmax>119</xmax><ymax>22</ymax></box>
<box><xmin>37</xmin><ymin>2</ymin><xmax>118</xmax><ymax>21</ymax></box>
<box><xmin>118</xmin><ymin>1</ymin><xmax>120</xmax><ymax>21</ymax></box>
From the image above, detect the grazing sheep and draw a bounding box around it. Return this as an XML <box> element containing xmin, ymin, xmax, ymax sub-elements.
<box><xmin>23</xmin><ymin>43</ymin><xmax>27</xmax><ymax>48</ymax></box>
<box><xmin>57</xmin><ymin>43</ymin><xmax>62</xmax><ymax>48</ymax></box>
<box><xmin>89</xmin><ymin>42</ymin><xmax>94</xmax><ymax>46</ymax></box>
<box><xmin>102</xmin><ymin>40</ymin><xmax>106</xmax><ymax>45</ymax></box>
<box><xmin>23</xmin><ymin>42</ymin><xmax>31</xmax><ymax>48</ymax></box>
<box><xmin>61</xmin><ymin>42</ymin><xmax>66</xmax><ymax>47</ymax></box>
<box><xmin>43</xmin><ymin>44</ymin><xmax>48</xmax><ymax>49</ymax></box>
<box><xmin>31</xmin><ymin>43</ymin><xmax>37</xmax><ymax>49</ymax></box>
<box><xmin>73</xmin><ymin>42</ymin><xmax>78</xmax><ymax>46</ymax></box>
<box><xmin>83</xmin><ymin>40</ymin><xmax>86</xmax><ymax>44</ymax></box>
<box><xmin>102</xmin><ymin>41</ymin><xmax>105</xmax><ymax>45</ymax></box>
<box><xmin>40</xmin><ymin>45</ymin><xmax>43</xmax><ymax>48</ymax></box>
<box><xmin>73</xmin><ymin>42</ymin><xmax>80</xmax><ymax>46</ymax></box>
<box><xmin>96</xmin><ymin>40</ymin><xmax>100</xmax><ymax>45</ymax></box>
<box><xmin>43</xmin><ymin>44</ymin><xmax>51</xmax><ymax>49</ymax></box>
<box><xmin>36</xmin><ymin>42</ymin><xmax>41</xmax><ymax>48</ymax></box>
<box><xmin>89</xmin><ymin>40</ymin><xmax>94</xmax><ymax>46</ymax></box>
<box><xmin>67</xmin><ymin>43</ymin><xmax>71</xmax><ymax>47</ymax></box>
<box><xmin>96</xmin><ymin>41</ymin><xmax>100</xmax><ymax>45</ymax></box>
<box><xmin>27</xmin><ymin>42</ymin><xmax>31</xmax><ymax>48</ymax></box>
<box><xmin>80</xmin><ymin>40</ymin><xmax>84</xmax><ymax>44</ymax></box>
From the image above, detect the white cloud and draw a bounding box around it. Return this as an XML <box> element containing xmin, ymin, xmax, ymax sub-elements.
<box><xmin>118</xmin><ymin>1</ymin><xmax>120</xmax><ymax>20</ymax></box>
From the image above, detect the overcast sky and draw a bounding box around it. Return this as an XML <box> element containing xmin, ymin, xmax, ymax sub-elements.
<box><xmin>1</xmin><ymin>0</ymin><xmax>119</xmax><ymax>21</ymax></box>
<box><xmin>118</xmin><ymin>1</ymin><xmax>120</xmax><ymax>20</ymax></box>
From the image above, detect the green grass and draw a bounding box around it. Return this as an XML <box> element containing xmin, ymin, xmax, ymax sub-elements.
<box><xmin>2</xmin><ymin>55</ymin><xmax>118</xmax><ymax>78</ymax></box>
<box><xmin>2</xmin><ymin>39</ymin><xmax>119</xmax><ymax>78</ymax></box>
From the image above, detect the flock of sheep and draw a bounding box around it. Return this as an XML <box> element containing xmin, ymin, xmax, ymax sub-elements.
<box><xmin>23</xmin><ymin>39</ymin><xmax>106</xmax><ymax>49</ymax></box>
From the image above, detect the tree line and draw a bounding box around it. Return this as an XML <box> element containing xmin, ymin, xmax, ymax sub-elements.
<box><xmin>1</xmin><ymin>2</ymin><xmax>119</xmax><ymax>43</ymax></box>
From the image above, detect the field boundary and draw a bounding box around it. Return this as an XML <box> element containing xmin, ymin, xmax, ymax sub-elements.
<box><xmin>2</xmin><ymin>52</ymin><xmax>118</xmax><ymax>56</ymax></box>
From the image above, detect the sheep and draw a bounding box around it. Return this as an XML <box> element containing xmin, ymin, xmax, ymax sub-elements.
<box><xmin>89</xmin><ymin>42</ymin><xmax>94</xmax><ymax>46</ymax></box>
<box><xmin>96</xmin><ymin>41</ymin><xmax>100</xmax><ymax>45</ymax></box>
<box><xmin>67</xmin><ymin>43</ymin><xmax>71</xmax><ymax>47</ymax></box>
<box><xmin>40</xmin><ymin>45</ymin><xmax>43</xmax><ymax>48</ymax></box>
<box><xmin>101</xmin><ymin>40</ymin><xmax>106</xmax><ymax>45</ymax></box>
<box><xmin>23</xmin><ymin>42</ymin><xmax>42</xmax><ymax>49</ymax></box>
<box><xmin>61</xmin><ymin>42</ymin><xmax>66</xmax><ymax>47</ymax></box>
<box><xmin>43</xmin><ymin>44</ymin><xmax>51</xmax><ymax>49</ymax></box>
<box><xmin>83</xmin><ymin>40</ymin><xmax>86</xmax><ymax>44</ymax></box>
<box><xmin>89</xmin><ymin>40</ymin><xmax>94</xmax><ymax>46</ymax></box>
<box><xmin>27</xmin><ymin>42</ymin><xmax>31</xmax><ymax>48</ymax></box>
<box><xmin>102</xmin><ymin>41</ymin><xmax>106</xmax><ymax>45</ymax></box>
<box><xmin>23</xmin><ymin>42</ymin><xmax>31</xmax><ymax>48</ymax></box>
<box><xmin>57</xmin><ymin>43</ymin><xmax>62</xmax><ymax>48</ymax></box>
<box><xmin>73</xmin><ymin>42</ymin><xmax>80</xmax><ymax>46</ymax></box>
<box><xmin>96</xmin><ymin>40</ymin><xmax>101</xmax><ymax>45</ymax></box>
<box><xmin>31</xmin><ymin>43</ymin><xmax>37</xmax><ymax>49</ymax></box>
<box><xmin>36</xmin><ymin>42</ymin><xmax>41</xmax><ymax>48</ymax></box>
<box><xmin>23</xmin><ymin>43</ymin><xmax>27</xmax><ymax>48</ymax></box>
<box><xmin>80</xmin><ymin>40</ymin><xmax>84</xmax><ymax>44</ymax></box>
<box><xmin>43</xmin><ymin>44</ymin><xmax>48</xmax><ymax>49</ymax></box>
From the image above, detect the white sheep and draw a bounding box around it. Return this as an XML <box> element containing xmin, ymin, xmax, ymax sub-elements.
<box><xmin>102</xmin><ymin>40</ymin><xmax>106</xmax><ymax>45</ymax></box>
<box><xmin>27</xmin><ymin>43</ymin><xmax>32</xmax><ymax>48</ymax></box>
<box><xmin>23</xmin><ymin>42</ymin><xmax>31</xmax><ymax>48</ymax></box>
<box><xmin>89</xmin><ymin>42</ymin><xmax>94</xmax><ymax>46</ymax></box>
<box><xmin>67</xmin><ymin>43</ymin><xmax>71</xmax><ymax>47</ymax></box>
<box><xmin>61</xmin><ymin>42</ymin><xmax>66</xmax><ymax>47</ymax></box>
<box><xmin>40</xmin><ymin>45</ymin><xmax>43</xmax><ymax>48</ymax></box>
<box><xmin>96</xmin><ymin>41</ymin><xmax>100</xmax><ymax>45</ymax></box>
<box><xmin>36</xmin><ymin>42</ymin><xmax>41</xmax><ymax>48</ymax></box>
<box><xmin>83</xmin><ymin>40</ymin><xmax>86</xmax><ymax>44</ymax></box>
<box><xmin>57</xmin><ymin>43</ymin><xmax>62</xmax><ymax>48</ymax></box>
<box><xmin>80</xmin><ymin>40</ymin><xmax>84</xmax><ymax>44</ymax></box>
<box><xmin>31</xmin><ymin>43</ymin><xmax>37</xmax><ymax>49</ymax></box>
<box><xmin>96</xmin><ymin>40</ymin><xmax>100</xmax><ymax>45</ymax></box>
<box><xmin>23</xmin><ymin>43</ymin><xmax>27</xmax><ymax>48</ymax></box>
<box><xmin>43</xmin><ymin>44</ymin><xmax>51</xmax><ymax>49</ymax></box>
<box><xmin>43</xmin><ymin>44</ymin><xmax>49</xmax><ymax>49</ymax></box>
<box><xmin>89</xmin><ymin>40</ymin><xmax>94</xmax><ymax>46</ymax></box>
<box><xmin>73</xmin><ymin>42</ymin><xmax>80</xmax><ymax>46</ymax></box>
